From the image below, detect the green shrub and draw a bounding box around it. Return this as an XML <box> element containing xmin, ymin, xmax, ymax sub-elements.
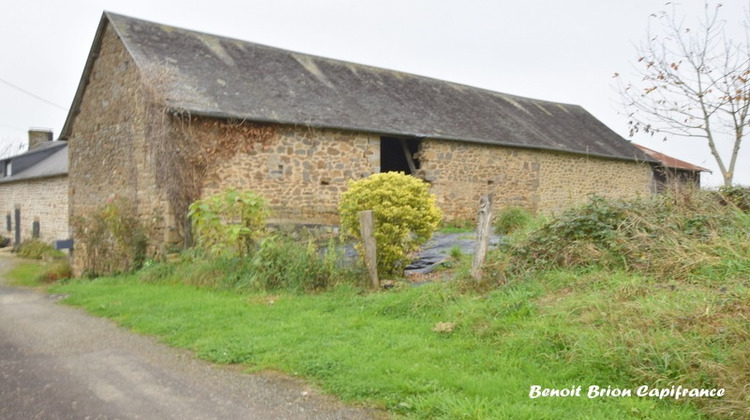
<box><xmin>0</xmin><ymin>234</ymin><xmax>9</xmax><ymax>248</ymax></box>
<box><xmin>719</xmin><ymin>185</ymin><xmax>750</xmax><ymax>211</ymax></box>
<box><xmin>17</xmin><ymin>239</ymin><xmax>55</xmax><ymax>259</ymax></box>
<box><xmin>36</xmin><ymin>260</ymin><xmax>72</xmax><ymax>283</ymax></box>
<box><xmin>74</xmin><ymin>196</ymin><xmax>149</xmax><ymax>277</ymax></box>
<box><xmin>241</xmin><ymin>236</ymin><xmax>356</xmax><ymax>292</ymax></box>
<box><xmin>338</xmin><ymin>172</ymin><xmax>443</xmax><ymax>276</ymax></box>
<box><xmin>188</xmin><ymin>189</ymin><xmax>268</xmax><ymax>257</ymax></box>
<box><xmin>488</xmin><ymin>191</ymin><xmax>749</xmax><ymax>281</ymax></box>
<box><xmin>144</xmin><ymin>236</ymin><xmax>362</xmax><ymax>293</ymax></box>
<box><xmin>493</xmin><ymin>206</ymin><xmax>533</xmax><ymax>235</ymax></box>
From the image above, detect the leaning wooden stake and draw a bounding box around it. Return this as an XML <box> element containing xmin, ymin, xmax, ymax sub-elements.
<box><xmin>359</xmin><ymin>210</ymin><xmax>379</xmax><ymax>289</ymax></box>
<box><xmin>471</xmin><ymin>193</ymin><xmax>494</xmax><ymax>281</ymax></box>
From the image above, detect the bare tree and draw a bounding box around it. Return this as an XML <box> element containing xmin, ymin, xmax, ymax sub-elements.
<box><xmin>618</xmin><ymin>2</ymin><xmax>750</xmax><ymax>187</ymax></box>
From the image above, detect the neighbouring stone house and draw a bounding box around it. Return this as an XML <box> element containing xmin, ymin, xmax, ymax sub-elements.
<box><xmin>61</xmin><ymin>12</ymin><xmax>656</xmax><ymax>270</ymax></box>
<box><xmin>0</xmin><ymin>130</ymin><xmax>69</xmax><ymax>246</ymax></box>
<box><xmin>633</xmin><ymin>144</ymin><xmax>710</xmax><ymax>193</ymax></box>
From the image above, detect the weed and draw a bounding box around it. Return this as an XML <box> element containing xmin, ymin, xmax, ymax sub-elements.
<box><xmin>493</xmin><ymin>206</ymin><xmax>533</xmax><ymax>235</ymax></box>
<box><xmin>16</xmin><ymin>239</ymin><xmax>55</xmax><ymax>259</ymax></box>
<box><xmin>188</xmin><ymin>189</ymin><xmax>268</xmax><ymax>257</ymax></box>
<box><xmin>449</xmin><ymin>245</ymin><xmax>462</xmax><ymax>260</ymax></box>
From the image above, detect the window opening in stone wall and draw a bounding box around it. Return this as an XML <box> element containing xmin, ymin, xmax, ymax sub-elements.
<box><xmin>380</xmin><ymin>137</ymin><xmax>421</xmax><ymax>175</ymax></box>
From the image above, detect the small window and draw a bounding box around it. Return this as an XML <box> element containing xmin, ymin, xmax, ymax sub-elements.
<box><xmin>380</xmin><ymin>137</ymin><xmax>421</xmax><ymax>174</ymax></box>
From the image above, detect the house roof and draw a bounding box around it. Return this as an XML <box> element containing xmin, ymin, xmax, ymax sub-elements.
<box><xmin>0</xmin><ymin>142</ymin><xmax>68</xmax><ymax>184</ymax></box>
<box><xmin>62</xmin><ymin>12</ymin><xmax>654</xmax><ymax>163</ymax></box>
<box><xmin>632</xmin><ymin>144</ymin><xmax>711</xmax><ymax>172</ymax></box>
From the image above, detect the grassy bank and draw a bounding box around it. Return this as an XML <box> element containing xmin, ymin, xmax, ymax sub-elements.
<box><xmin>52</xmin><ymin>266</ymin><xmax>746</xmax><ymax>418</ymax></box>
<box><xmin>47</xmin><ymin>191</ymin><xmax>749</xmax><ymax>418</ymax></box>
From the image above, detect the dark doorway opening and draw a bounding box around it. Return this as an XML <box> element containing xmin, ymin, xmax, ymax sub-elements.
<box><xmin>380</xmin><ymin>137</ymin><xmax>421</xmax><ymax>175</ymax></box>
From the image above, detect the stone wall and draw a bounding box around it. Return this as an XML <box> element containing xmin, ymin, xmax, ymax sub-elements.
<box><xmin>68</xmin><ymin>22</ymin><xmax>164</xmax><ymax>272</ymax></box>
<box><xmin>0</xmin><ymin>176</ymin><xmax>69</xmax><ymax>244</ymax></box>
<box><xmin>418</xmin><ymin>139</ymin><xmax>541</xmax><ymax>220</ymax></box>
<box><xmin>198</xmin><ymin>132</ymin><xmax>651</xmax><ymax>226</ymax></box>
<box><xmin>536</xmin><ymin>151</ymin><xmax>652</xmax><ymax>214</ymax></box>
<box><xmin>419</xmin><ymin>139</ymin><xmax>652</xmax><ymax>220</ymax></box>
<box><xmin>200</xmin><ymin>125</ymin><xmax>380</xmax><ymax>225</ymax></box>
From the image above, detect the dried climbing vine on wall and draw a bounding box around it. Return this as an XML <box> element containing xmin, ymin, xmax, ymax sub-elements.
<box><xmin>139</xmin><ymin>62</ymin><xmax>278</xmax><ymax>245</ymax></box>
<box><xmin>158</xmin><ymin>115</ymin><xmax>278</xmax><ymax>242</ymax></box>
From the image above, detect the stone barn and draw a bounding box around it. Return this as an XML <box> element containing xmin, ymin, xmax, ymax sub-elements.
<box><xmin>61</xmin><ymin>12</ymin><xmax>655</xmax><ymax>268</ymax></box>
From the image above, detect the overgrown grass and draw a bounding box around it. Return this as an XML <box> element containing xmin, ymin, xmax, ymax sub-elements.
<box><xmin>5</xmin><ymin>260</ymin><xmax>47</xmax><ymax>287</ymax></box>
<box><xmin>4</xmin><ymin>258</ymin><xmax>73</xmax><ymax>287</ymax></box>
<box><xmin>140</xmin><ymin>235</ymin><xmax>366</xmax><ymax>293</ymax></box>
<box><xmin>486</xmin><ymin>191</ymin><xmax>750</xmax><ymax>283</ymax></box>
<box><xmin>54</xmin><ymin>270</ymin><xmax>714</xmax><ymax>418</ymax></box>
<box><xmin>46</xmin><ymin>190</ymin><xmax>749</xmax><ymax>418</ymax></box>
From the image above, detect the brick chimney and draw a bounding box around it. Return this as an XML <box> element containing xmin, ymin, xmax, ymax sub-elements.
<box><xmin>28</xmin><ymin>129</ymin><xmax>53</xmax><ymax>150</ymax></box>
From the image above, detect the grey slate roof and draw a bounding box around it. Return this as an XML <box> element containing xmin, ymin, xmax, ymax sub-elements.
<box><xmin>63</xmin><ymin>12</ymin><xmax>653</xmax><ymax>163</ymax></box>
<box><xmin>0</xmin><ymin>142</ymin><xmax>68</xmax><ymax>184</ymax></box>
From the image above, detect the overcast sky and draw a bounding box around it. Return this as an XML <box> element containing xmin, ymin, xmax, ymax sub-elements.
<box><xmin>1</xmin><ymin>0</ymin><xmax>748</xmax><ymax>186</ymax></box>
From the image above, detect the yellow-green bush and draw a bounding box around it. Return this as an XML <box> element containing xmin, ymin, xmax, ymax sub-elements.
<box><xmin>339</xmin><ymin>172</ymin><xmax>442</xmax><ymax>276</ymax></box>
<box><xmin>188</xmin><ymin>189</ymin><xmax>268</xmax><ymax>257</ymax></box>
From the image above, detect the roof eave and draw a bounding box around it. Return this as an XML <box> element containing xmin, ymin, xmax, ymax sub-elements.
<box><xmin>170</xmin><ymin>107</ymin><xmax>656</xmax><ymax>164</ymax></box>
<box><xmin>0</xmin><ymin>171</ymin><xmax>68</xmax><ymax>184</ymax></box>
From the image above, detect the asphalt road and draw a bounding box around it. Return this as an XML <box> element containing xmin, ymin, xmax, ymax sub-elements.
<box><xmin>0</xmin><ymin>256</ymin><xmax>379</xmax><ymax>419</ymax></box>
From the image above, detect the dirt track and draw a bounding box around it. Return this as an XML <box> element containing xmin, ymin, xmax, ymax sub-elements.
<box><xmin>0</xmin><ymin>256</ymin><xmax>379</xmax><ymax>419</ymax></box>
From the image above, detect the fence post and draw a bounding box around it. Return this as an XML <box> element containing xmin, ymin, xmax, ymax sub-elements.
<box><xmin>471</xmin><ymin>193</ymin><xmax>494</xmax><ymax>281</ymax></box>
<box><xmin>358</xmin><ymin>210</ymin><xmax>379</xmax><ymax>289</ymax></box>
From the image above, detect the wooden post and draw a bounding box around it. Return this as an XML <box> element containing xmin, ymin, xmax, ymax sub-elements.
<box><xmin>399</xmin><ymin>139</ymin><xmax>417</xmax><ymax>174</ymax></box>
<box><xmin>471</xmin><ymin>193</ymin><xmax>494</xmax><ymax>281</ymax></box>
<box><xmin>358</xmin><ymin>210</ymin><xmax>379</xmax><ymax>289</ymax></box>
